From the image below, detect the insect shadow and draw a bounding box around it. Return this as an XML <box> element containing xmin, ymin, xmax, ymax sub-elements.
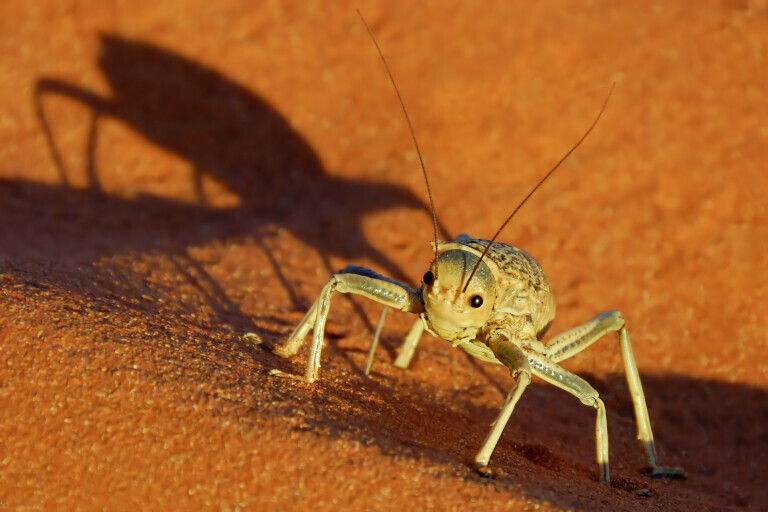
<box><xmin>16</xmin><ymin>34</ymin><xmax>449</xmax><ymax>328</ymax></box>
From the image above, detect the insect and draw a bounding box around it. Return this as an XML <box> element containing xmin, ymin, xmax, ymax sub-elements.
<box><xmin>272</xmin><ymin>10</ymin><xmax>685</xmax><ymax>485</ymax></box>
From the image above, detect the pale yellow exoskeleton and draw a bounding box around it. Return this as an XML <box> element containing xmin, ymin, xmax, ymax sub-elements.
<box><xmin>271</xmin><ymin>10</ymin><xmax>685</xmax><ymax>485</ymax></box>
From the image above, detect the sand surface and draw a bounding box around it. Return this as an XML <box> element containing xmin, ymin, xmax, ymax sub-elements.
<box><xmin>1</xmin><ymin>2</ymin><xmax>767</xmax><ymax>510</ymax></box>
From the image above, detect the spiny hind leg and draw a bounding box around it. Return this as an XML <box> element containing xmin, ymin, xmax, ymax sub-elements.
<box><xmin>545</xmin><ymin>310</ymin><xmax>685</xmax><ymax>479</ymax></box>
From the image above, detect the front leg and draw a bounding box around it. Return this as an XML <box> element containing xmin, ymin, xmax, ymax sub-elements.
<box><xmin>273</xmin><ymin>265</ymin><xmax>424</xmax><ymax>382</ymax></box>
<box><xmin>474</xmin><ymin>331</ymin><xmax>532</xmax><ymax>472</ymax></box>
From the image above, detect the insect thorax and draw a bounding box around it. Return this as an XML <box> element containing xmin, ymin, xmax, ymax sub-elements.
<box><xmin>454</xmin><ymin>237</ymin><xmax>555</xmax><ymax>338</ymax></box>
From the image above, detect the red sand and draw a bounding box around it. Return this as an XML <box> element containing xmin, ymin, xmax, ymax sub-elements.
<box><xmin>2</xmin><ymin>2</ymin><xmax>767</xmax><ymax>510</ymax></box>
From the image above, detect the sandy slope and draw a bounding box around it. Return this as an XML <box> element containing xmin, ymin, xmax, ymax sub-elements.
<box><xmin>1</xmin><ymin>2</ymin><xmax>767</xmax><ymax>510</ymax></box>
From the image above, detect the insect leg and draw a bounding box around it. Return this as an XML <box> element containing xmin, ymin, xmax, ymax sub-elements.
<box><xmin>273</xmin><ymin>266</ymin><xmax>424</xmax><ymax>382</ymax></box>
<box><xmin>474</xmin><ymin>334</ymin><xmax>531</xmax><ymax>471</ymax></box>
<box><xmin>544</xmin><ymin>311</ymin><xmax>685</xmax><ymax>479</ymax></box>
<box><xmin>364</xmin><ymin>307</ymin><xmax>388</xmax><ymax>376</ymax></box>
<box><xmin>525</xmin><ymin>351</ymin><xmax>610</xmax><ymax>484</ymax></box>
<box><xmin>274</xmin><ymin>297</ymin><xmax>319</xmax><ymax>359</ymax></box>
<box><xmin>393</xmin><ymin>318</ymin><xmax>425</xmax><ymax>369</ymax></box>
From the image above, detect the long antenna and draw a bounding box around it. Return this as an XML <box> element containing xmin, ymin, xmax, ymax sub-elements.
<box><xmin>463</xmin><ymin>83</ymin><xmax>616</xmax><ymax>292</ymax></box>
<box><xmin>357</xmin><ymin>9</ymin><xmax>440</xmax><ymax>279</ymax></box>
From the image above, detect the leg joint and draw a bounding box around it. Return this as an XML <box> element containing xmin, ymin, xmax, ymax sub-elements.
<box><xmin>598</xmin><ymin>310</ymin><xmax>625</xmax><ymax>331</ymax></box>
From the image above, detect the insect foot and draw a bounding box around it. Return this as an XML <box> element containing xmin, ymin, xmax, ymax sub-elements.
<box><xmin>474</xmin><ymin>463</ymin><xmax>497</xmax><ymax>479</ymax></box>
<box><xmin>642</xmin><ymin>441</ymin><xmax>687</xmax><ymax>480</ymax></box>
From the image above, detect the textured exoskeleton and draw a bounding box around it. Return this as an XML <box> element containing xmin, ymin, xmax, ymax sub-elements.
<box><xmin>273</xmin><ymin>234</ymin><xmax>685</xmax><ymax>484</ymax></box>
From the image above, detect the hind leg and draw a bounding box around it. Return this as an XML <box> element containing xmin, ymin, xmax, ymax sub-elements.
<box><xmin>544</xmin><ymin>310</ymin><xmax>685</xmax><ymax>479</ymax></box>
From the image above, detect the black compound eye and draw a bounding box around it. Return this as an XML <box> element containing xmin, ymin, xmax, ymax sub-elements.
<box><xmin>423</xmin><ymin>270</ymin><xmax>435</xmax><ymax>286</ymax></box>
<box><xmin>470</xmin><ymin>295</ymin><xmax>483</xmax><ymax>308</ymax></box>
